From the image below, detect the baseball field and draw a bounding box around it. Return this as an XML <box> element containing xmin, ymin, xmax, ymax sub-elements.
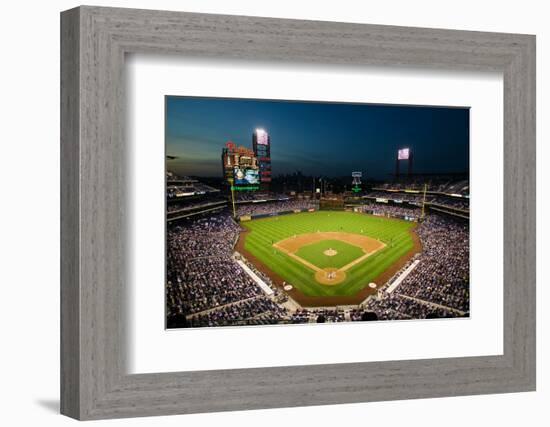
<box><xmin>238</xmin><ymin>211</ymin><xmax>419</xmax><ymax>304</ymax></box>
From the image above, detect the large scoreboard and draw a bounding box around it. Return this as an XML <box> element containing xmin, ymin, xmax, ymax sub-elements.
<box><xmin>221</xmin><ymin>141</ymin><xmax>261</xmax><ymax>190</ymax></box>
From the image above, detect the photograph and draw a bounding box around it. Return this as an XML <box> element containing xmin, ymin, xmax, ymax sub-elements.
<box><xmin>165</xmin><ymin>96</ymin><xmax>470</xmax><ymax>328</ymax></box>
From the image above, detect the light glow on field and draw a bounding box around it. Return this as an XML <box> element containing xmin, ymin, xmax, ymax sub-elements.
<box><xmin>241</xmin><ymin>211</ymin><xmax>416</xmax><ymax>299</ymax></box>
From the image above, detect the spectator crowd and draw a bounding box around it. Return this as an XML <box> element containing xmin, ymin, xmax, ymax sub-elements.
<box><xmin>392</xmin><ymin>215</ymin><xmax>470</xmax><ymax>312</ymax></box>
<box><xmin>166</xmin><ymin>211</ymin><xmax>294</xmax><ymax>326</ymax></box>
<box><xmin>362</xmin><ymin>191</ymin><xmax>469</xmax><ymax>212</ymax></box>
<box><xmin>236</xmin><ymin>199</ymin><xmax>318</xmax><ymax>217</ymax></box>
<box><xmin>355</xmin><ymin>202</ymin><xmax>421</xmax><ymax>220</ymax></box>
<box><xmin>167</xmin><ymin>205</ymin><xmax>469</xmax><ymax>328</ymax></box>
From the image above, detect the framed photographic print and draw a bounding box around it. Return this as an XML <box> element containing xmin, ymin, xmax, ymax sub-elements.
<box><xmin>61</xmin><ymin>6</ymin><xmax>536</xmax><ymax>420</ymax></box>
<box><xmin>164</xmin><ymin>96</ymin><xmax>470</xmax><ymax>328</ymax></box>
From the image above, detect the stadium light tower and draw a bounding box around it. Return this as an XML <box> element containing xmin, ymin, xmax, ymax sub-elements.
<box><xmin>395</xmin><ymin>147</ymin><xmax>413</xmax><ymax>177</ymax></box>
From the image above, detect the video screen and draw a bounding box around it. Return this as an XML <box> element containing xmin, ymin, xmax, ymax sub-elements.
<box><xmin>233</xmin><ymin>167</ymin><xmax>259</xmax><ymax>186</ymax></box>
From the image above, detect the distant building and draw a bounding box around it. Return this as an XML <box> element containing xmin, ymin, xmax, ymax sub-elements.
<box><xmin>252</xmin><ymin>129</ymin><xmax>271</xmax><ymax>191</ymax></box>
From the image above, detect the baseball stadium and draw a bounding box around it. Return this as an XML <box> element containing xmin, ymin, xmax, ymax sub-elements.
<box><xmin>165</xmin><ymin>97</ymin><xmax>470</xmax><ymax>328</ymax></box>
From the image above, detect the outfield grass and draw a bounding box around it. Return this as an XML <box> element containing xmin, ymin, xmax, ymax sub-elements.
<box><xmin>241</xmin><ymin>211</ymin><xmax>416</xmax><ymax>297</ymax></box>
<box><xmin>296</xmin><ymin>239</ymin><xmax>364</xmax><ymax>270</ymax></box>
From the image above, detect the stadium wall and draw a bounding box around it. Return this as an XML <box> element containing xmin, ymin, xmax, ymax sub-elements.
<box><xmin>238</xmin><ymin>207</ymin><xmax>318</xmax><ymax>222</ymax></box>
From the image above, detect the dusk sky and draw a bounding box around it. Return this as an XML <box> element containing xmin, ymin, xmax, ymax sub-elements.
<box><xmin>166</xmin><ymin>96</ymin><xmax>469</xmax><ymax>180</ymax></box>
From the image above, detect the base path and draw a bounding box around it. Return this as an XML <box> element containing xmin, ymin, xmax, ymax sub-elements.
<box><xmin>273</xmin><ymin>231</ymin><xmax>386</xmax><ymax>285</ymax></box>
<box><xmin>274</xmin><ymin>231</ymin><xmax>385</xmax><ymax>255</ymax></box>
<box><xmin>315</xmin><ymin>268</ymin><xmax>346</xmax><ymax>285</ymax></box>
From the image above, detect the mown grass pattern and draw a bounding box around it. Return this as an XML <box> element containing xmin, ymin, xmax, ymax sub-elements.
<box><xmin>295</xmin><ymin>239</ymin><xmax>364</xmax><ymax>270</ymax></box>
<box><xmin>242</xmin><ymin>211</ymin><xmax>415</xmax><ymax>297</ymax></box>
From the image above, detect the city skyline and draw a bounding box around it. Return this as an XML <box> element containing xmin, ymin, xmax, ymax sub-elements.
<box><xmin>166</xmin><ymin>96</ymin><xmax>469</xmax><ymax>180</ymax></box>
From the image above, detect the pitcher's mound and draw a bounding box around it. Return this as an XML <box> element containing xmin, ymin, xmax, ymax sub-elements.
<box><xmin>323</xmin><ymin>248</ymin><xmax>338</xmax><ymax>256</ymax></box>
<box><xmin>315</xmin><ymin>268</ymin><xmax>346</xmax><ymax>285</ymax></box>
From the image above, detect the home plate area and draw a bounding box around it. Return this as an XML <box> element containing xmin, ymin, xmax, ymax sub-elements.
<box><xmin>315</xmin><ymin>268</ymin><xmax>347</xmax><ymax>285</ymax></box>
<box><xmin>273</xmin><ymin>231</ymin><xmax>386</xmax><ymax>286</ymax></box>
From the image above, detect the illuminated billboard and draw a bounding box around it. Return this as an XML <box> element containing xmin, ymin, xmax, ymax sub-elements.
<box><xmin>398</xmin><ymin>148</ymin><xmax>410</xmax><ymax>160</ymax></box>
<box><xmin>233</xmin><ymin>167</ymin><xmax>259</xmax><ymax>186</ymax></box>
<box><xmin>255</xmin><ymin>129</ymin><xmax>269</xmax><ymax>145</ymax></box>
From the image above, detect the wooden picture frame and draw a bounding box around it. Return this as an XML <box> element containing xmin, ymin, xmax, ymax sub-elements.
<box><xmin>60</xmin><ymin>6</ymin><xmax>536</xmax><ymax>420</ymax></box>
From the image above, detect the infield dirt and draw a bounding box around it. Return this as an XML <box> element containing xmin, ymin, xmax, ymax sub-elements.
<box><xmin>273</xmin><ymin>232</ymin><xmax>385</xmax><ymax>285</ymax></box>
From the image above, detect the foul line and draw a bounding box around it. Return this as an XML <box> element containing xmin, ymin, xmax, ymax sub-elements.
<box><xmin>273</xmin><ymin>241</ymin><xmax>386</xmax><ymax>275</ymax></box>
<box><xmin>340</xmin><ymin>244</ymin><xmax>386</xmax><ymax>272</ymax></box>
<box><xmin>273</xmin><ymin>244</ymin><xmax>322</xmax><ymax>272</ymax></box>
